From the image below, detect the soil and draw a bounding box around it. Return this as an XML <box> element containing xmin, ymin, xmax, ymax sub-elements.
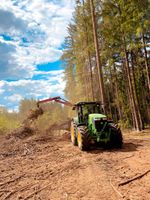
<box><xmin>0</xmin><ymin>128</ymin><xmax>150</xmax><ymax>200</ymax></box>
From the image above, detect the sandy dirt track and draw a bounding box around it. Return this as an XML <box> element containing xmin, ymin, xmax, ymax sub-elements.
<box><xmin>0</xmin><ymin>129</ymin><xmax>150</xmax><ymax>200</ymax></box>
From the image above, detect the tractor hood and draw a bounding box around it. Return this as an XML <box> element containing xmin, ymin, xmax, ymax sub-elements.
<box><xmin>88</xmin><ymin>113</ymin><xmax>107</xmax><ymax>125</ymax></box>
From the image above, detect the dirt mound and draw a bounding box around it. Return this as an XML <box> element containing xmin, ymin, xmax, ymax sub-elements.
<box><xmin>7</xmin><ymin>119</ymin><xmax>70</xmax><ymax>142</ymax></box>
<box><xmin>8</xmin><ymin>125</ymin><xmax>34</xmax><ymax>139</ymax></box>
<box><xmin>57</xmin><ymin>119</ymin><xmax>71</xmax><ymax>130</ymax></box>
<box><xmin>61</xmin><ymin>131</ymin><xmax>71</xmax><ymax>141</ymax></box>
<box><xmin>44</xmin><ymin>121</ymin><xmax>71</xmax><ymax>141</ymax></box>
<box><xmin>7</xmin><ymin>105</ymin><xmax>71</xmax><ymax>141</ymax></box>
<box><xmin>46</xmin><ymin>120</ymin><xmax>71</xmax><ymax>133</ymax></box>
<box><xmin>6</xmin><ymin>107</ymin><xmax>44</xmax><ymax>140</ymax></box>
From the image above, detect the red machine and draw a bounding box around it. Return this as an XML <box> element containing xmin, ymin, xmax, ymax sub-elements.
<box><xmin>37</xmin><ymin>96</ymin><xmax>74</xmax><ymax>108</ymax></box>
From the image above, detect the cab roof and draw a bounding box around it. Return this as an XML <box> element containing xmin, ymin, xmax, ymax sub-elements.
<box><xmin>75</xmin><ymin>102</ymin><xmax>101</xmax><ymax>106</ymax></box>
<box><xmin>89</xmin><ymin>113</ymin><xmax>106</xmax><ymax>119</ymax></box>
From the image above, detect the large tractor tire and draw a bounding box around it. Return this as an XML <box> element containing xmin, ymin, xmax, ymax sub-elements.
<box><xmin>77</xmin><ymin>126</ymin><xmax>90</xmax><ymax>151</ymax></box>
<box><xmin>70</xmin><ymin>121</ymin><xmax>77</xmax><ymax>146</ymax></box>
<box><xmin>108</xmin><ymin>124</ymin><xmax>123</xmax><ymax>148</ymax></box>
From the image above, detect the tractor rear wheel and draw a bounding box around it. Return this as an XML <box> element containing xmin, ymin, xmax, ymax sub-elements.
<box><xmin>77</xmin><ymin>126</ymin><xmax>90</xmax><ymax>151</ymax></box>
<box><xmin>108</xmin><ymin>124</ymin><xmax>123</xmax><ymax>148</ymax></box>
<box><xmin>70</xmin><ymin>121</ymin><xmax>77</xmax><ymax>146</ymax></box>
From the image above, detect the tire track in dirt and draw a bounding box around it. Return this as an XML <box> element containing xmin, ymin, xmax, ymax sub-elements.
<box><xmin>0</xmin><ymin>131</ymin><xmax>150</xmax><ymax>200</ymax></box>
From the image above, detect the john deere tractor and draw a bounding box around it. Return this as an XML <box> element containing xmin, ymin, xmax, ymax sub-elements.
<box><xmin>71</xmin><ymin>102</ymin><xmax>123</xmax><ymax>151</ymax></box>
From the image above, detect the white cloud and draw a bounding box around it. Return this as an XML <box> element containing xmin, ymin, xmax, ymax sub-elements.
<box><xmin>0</xmin><ymin>70</ymin><xmax>66</xmax><ymax>109</ymax></box>
<box><xmin>34</xmin><ymin>69</ymin><xmax>64</xmax><ymax>75</ymax></box>
<box><xmin>0</xmin><ymin>0</ymin><xmax>74</xmax><ymax>110</ymax></box>
<box><xmin>0</xmin><ymin>81</ymin><xmax>5</xmax><ymax>94</ymax></box>
<box><xmin>0</xmin><ymin>9</ymin><xmax>27</xmax><ymax>35</ymax></box>
<box><xmin>0</xmin><ymin>40</ymin><xmax>35</xmax><ymax>80</ymax></box>
<box><xmin>8</xmin><ymin>106</ymin><xmax>19</xmax><ymax>113</ymax></box>
<box><xmin>0</xmin><ymin>89</ymin><xmax>5</xmax><ymax>94</ymax></box>
<box><xmin>6</xmin><ymin>94</ymin><xmax>23</xmax><ymax>102</ymax></box>
<box><xmin>0</xmin><ymin>0</ymin><xmax>74</xmax><ymax>80</ymax></box>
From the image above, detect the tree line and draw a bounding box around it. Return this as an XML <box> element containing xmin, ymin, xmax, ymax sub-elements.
<box><xmin>61</xmin><ymin>0</ymin><xmax>150</xmax><ymax>131</ymax></box>
<box><xmin>0</xmin><ymin>99</ymin><xmax>68</xmax><ymax>133</ymax></box>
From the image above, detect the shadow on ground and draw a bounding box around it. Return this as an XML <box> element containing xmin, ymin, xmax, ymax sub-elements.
<box><xmin>87</xmin><ymin>141</ymin><xmax>143</xmax><ymax>154</ymax></box>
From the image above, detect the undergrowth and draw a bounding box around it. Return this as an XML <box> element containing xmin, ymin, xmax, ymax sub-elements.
<box><xmin>0</xmin><ymin>114</ymin><xmax>20</xmax><ymax>134</ymax></box>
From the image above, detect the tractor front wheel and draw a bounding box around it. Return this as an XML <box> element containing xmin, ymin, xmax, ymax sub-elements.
<box><xmin>108</xmin><ymin>124</ymin><xmax>123</xmax><ymax>148</ymax></box>
<box><xmin>77</xmin><ymin>126</ymin><xmax>90</xmax><ymax>151</ymax></box>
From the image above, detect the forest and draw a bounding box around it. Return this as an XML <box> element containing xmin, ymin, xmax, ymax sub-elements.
<box><xmin>61</xmin><ymin>0</ymin><xmax>150</xmax><ymax>131</ymax></box>
<box><xmin>0</xmin><ymin>0</ymin><xmax>150</xmax><ymax>134</ymax></box>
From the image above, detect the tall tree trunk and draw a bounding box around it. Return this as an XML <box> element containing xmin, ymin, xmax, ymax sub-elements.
<box><xmin>130</xmin><ymin>51</ymin><xmax>144</xmax><ymax>129</ymax></box>
<box><xmin>83</xmin><ymin>66</ymin><xmax>89</xmax><ymax>101</ymax></box>
<box><xmin>122</xmin><ymin>61</ymin><xmax>136</xmax><ymax>129</ymax></box>
<box><xmin>88</xmin><ymin>51</ymin><xmax>95</xmax><ymax>100</ymax></box>
<box><xmin>113</xmin><ymin>63</ymin><xmax>122</xmax><ymax>120</ymax></box>
<box><xmin>106</xmin><ymin>86</ymin><xmax>112</xmax><ymax>117</ymax></box>
<box><xmin>132</xmin><ymin>49</ymin><xmax>150</xmax><ymax>124</ymax></box>
<box><xmin>89</xmin><ymin>0</ymin><xmax>106</xmax><ymax>113</ymax></box>
<box><xmin>124</xmin><ymin>44</ymin><xmax>143</xmax><ymax>131</ymax></box>
<box><xmin>109</xmin><ymin>65</ymin><xmax>118</xmax><ymax>120</ymax></box>
<box><xmin>142</xmin><ymin>33</ymin><xmax>150</xmax><ymax>91</ymax></box>
<box><xmin>82</xmin><ymin>0</ymin><xmax>94</xmax><ymax>101</ymax></box>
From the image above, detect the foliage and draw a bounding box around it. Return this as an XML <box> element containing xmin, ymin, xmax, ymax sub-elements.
<box><xmin>62</xmin><ymin>0</ymin><xmax>150</xmax><ymax>130</ymax></box>
<box><xmin>0</xmin><ymin>99</ymin><xmax>69</xmax><ymax>134</ymax></box>
<box><xmin>0</xmin><ymin>112</ymin><xmax>19</xmax><ymax>134</ymax></box>
<box><xmin>1</xmin><ymin>0</ymin><xmax>150</xmax><ymax>132</ymax></box>
<box><xmin>19</xmin><ymin>98</ymin><xmax>37</xmax><ymax>121</ymax></box>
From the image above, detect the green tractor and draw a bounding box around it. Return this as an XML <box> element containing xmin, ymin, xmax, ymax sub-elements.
<box><xmin>71</xmin><ymin>102</ymin><xmax>123</xmax><ymax>151</ymax></box>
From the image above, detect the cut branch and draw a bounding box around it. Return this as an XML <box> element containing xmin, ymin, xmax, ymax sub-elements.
<box><xmin>118</xmin><ymin>169</ymin><xmax>150</xmax><ymax>186</ymax></box>
<box><xmin>0</xmin><ymin>174</ymin><xmax>24</xmax><ymax>187</ymax></box>
<box><xmin>110</xmin><ymin>178</ymin><xmax>123</xmax><ymax>198</ymax></box>
<box><xmin>3</xmin><ymin>183</ymin><xmax>35</xmax><ymax>200</ymax></box>
<box><xmin>24</xmin><ymin>183</ymin><xmax>51</xmax><ymax>200</ymax></box>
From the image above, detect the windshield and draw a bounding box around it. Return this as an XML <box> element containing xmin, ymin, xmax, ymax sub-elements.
<box><xmin>82</xmin><ymin>104</ymin><xmax>101</xmax><ymax>115</ymax></box>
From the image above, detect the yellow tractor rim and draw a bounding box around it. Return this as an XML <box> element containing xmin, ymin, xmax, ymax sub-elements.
<box><xmin>71</xmin><ymin>125</ymin><xmax>74</xmax><ymax>141</ymax></box>
<box><xmin>77</xmin><ymin>131</ymin><xmax>82</xmax><ymax>146</ymax></box>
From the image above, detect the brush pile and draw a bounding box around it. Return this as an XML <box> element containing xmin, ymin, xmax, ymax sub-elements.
<box><xmin>23</xmin><ymin>107</ymin><xmax>43</xmax><ymax>126</ymax></box>
<box><xmin>8</xmin><ymin>107</ymin><xmax>44</xmax><ymax>139</ymax></box>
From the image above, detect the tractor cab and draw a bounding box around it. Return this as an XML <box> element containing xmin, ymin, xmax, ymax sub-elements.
<box><xmin>74</xmin><ymin>102</ymin><xmax>103</xmax><ymax>125</ymax></box>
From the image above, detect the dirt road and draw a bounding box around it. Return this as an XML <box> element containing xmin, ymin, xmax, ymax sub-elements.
<box><xmin>0</xmin><ymin>130</ymin><xmax>150</xmax><ymax>200</ymax></box>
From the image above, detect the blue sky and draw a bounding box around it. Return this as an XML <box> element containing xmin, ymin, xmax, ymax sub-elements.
<box><xmin>0</xmin><ymin>0</ymin><xmax>75</xmax><ymax>112</ymax></box>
